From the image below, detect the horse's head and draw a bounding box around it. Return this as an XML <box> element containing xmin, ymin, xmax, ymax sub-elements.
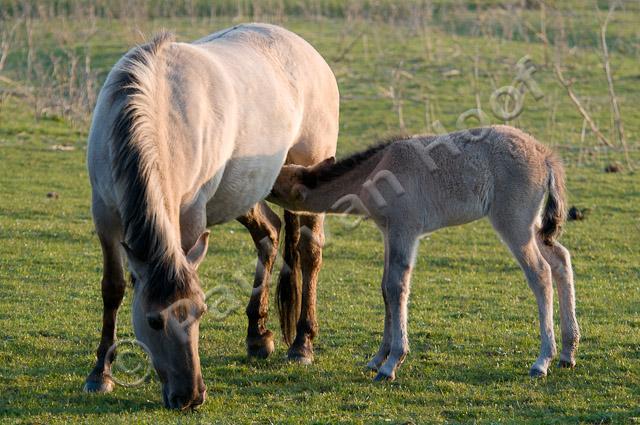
<box><xmin>123</xmin><ymin>232</ymin><xmax>210</xmax><ymax>410</ymax></box>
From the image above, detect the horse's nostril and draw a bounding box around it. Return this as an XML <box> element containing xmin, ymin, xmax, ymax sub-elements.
<box><xmin>191</xmin><ymin>389</ymin><xmax>206</xmax><ymax>408</ymax></box>
<box><xmin>168</xmin><ymin>393</ymin><xmax>191</xmax><ymax>410</ymax></box>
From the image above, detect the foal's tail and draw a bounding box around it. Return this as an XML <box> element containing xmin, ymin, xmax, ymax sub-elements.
<box><xmin>539</xmin><ymin>153</ymin><xmax>567</xmax><ymax>245</ymax></box>
<box><xmin>276</xmin><ymin>210</ymin><xmax>302</xmax><ymax>346</ymax></box>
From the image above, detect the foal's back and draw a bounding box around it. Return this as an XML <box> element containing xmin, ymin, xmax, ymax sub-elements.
<box><xmin>362</xmin><ymin>126</ymin><xmax>554</xmax><ymax>232</ymax></box>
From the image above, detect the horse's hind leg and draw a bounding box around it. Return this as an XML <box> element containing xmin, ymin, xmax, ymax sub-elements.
<box><xmin>84</xmin><ymin>196</ymin><xmax>126</xmax><ymax>393</ymax></box>
<box><xmin>537</xmin><ymin>237</ymin><xmax>580</xmax><ymax>368</ymax></box>
<box><xmin>237</xmin><ymin>201</ymin><xmax>281</xmax><ymax>359</ymax></box>
<box><xmin>494</xmin><ymin>219</ymin><xmax>557</xmax><ymax>377</ymax></box>
<box><xmin>287</xmin><ymin>213</ymin><xmax>324</xmax><ymax>363</ymax></box>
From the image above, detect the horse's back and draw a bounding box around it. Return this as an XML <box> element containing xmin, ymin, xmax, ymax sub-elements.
<box><xmin>178</xmin><ymin>24</ymin><xmax>338</xmax><ymax>222</ymax></box>
<box><xmin>88</xmin><ymin>24</ymin><xmax>338</xmax><ymax>226</ymax></box>
<box><xmin>191</xmin><ymin>23</ymin><xmax>339</xmax><ymax>164</ymax></box>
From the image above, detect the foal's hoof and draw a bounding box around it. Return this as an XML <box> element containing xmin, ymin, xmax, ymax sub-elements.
<box><xmin>83</xmin><ymin>377</ymin><xmax>114</xmax><ymax>393</ymax></box>
<box><xmin>246</xmin><ymin>331</ymin><xmax>275</xmax><ymax>359</ymax></box>
<box><xmin>529</xmin><ymin>367</ymin><xmax>547</xmax><ymax>378</ymax></box>
<box><xmin>558</xmin><ymin>359</ymin><xmax>576</xmax><ymax>369</ymax></box>
<box><xmin>373</xmin><ymin>371</ymin><xmax>395</xmax><ymax>382</ymax></box>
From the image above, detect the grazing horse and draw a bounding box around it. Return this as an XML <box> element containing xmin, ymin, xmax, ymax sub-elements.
<box><xmin>270</xmin><ymin>125</ymin><xmax>580</xmax><ymax>381</ymax></box>
<box><xmin>85</xmin><ymin>24</ymin><xmax>339</xmax><ymax>409</ymax></box>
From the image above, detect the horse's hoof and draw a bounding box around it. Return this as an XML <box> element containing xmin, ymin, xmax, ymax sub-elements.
<box><xmin>365</xmin><ymin>361</ymin><xmax>379</xmax><ymax>372</ymax></box>
<box><xmin>83</xmin><ymin>377</ymin><xmax>114</xmax><ymax>393</ymax></box>
<box><xmin>529</xmin><ymin>367</ymin><xmax>547</xmax><ymax>378</ymax></box>
<box><xmin>246</xmin><ymin>331</ymin><xmax>275</xmax><ymax>359</ymax></box>
<box><xmin>373</xmin><ymin>371</ymin><xmax>395</xmax><ymax>382</ymax></box>
<box><xmin>287</xmin><ymin>352</ymin><xmax>314</xmax><ymax>365</ymax></box>
<box><xmin>287</xmin><ymin>342</ymin><xmax>314</xmax><ymax>365</ymax></box>
<box><xmin>558</xmin><ymin>359</ymin><xmax>575</xmax><ymax>369</ymax></box>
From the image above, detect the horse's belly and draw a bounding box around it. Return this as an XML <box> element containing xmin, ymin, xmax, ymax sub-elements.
<box><xmin>203</xmin><ymin>153</ymin><xmax>285</xmax><ymax>224</ymax></box>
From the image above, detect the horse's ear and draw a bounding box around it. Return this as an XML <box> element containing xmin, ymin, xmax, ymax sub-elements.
<box><xmin>186</xmin><ymin>231</ymin><xmax>210</xmax><ymax>269</ymax></box>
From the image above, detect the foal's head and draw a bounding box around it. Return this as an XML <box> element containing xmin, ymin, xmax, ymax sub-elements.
<box><xmin>123</xmin><ymin>232</ymin><xmax>210</xmax><ymax>410</ymax></box>
<box><xmin>270</xmin><ymin>157</ymin><xmax>335</xmax><ymax>209</ymax></box>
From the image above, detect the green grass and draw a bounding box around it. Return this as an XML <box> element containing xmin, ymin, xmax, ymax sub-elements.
<box><xmin>1</xmin><ymin>6</ymin><xmax>639</xmax><ymax>424</ymax></box>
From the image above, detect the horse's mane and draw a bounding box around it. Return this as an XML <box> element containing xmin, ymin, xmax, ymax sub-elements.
<box><xmin>301</xmin><ymin>135</ymin><xmax>409</xmax><ymax>188</ymax></box>
<box><xmin>109</xmin><ymin>32</ymin><xmax>196</xmax><ymax>303</ymax></box>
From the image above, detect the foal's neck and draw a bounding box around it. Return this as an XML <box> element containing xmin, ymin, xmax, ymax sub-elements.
<box><xmin>300</xmin><ymin>152</ymin><xmax>386</xmax><ymax>214</ymax></box>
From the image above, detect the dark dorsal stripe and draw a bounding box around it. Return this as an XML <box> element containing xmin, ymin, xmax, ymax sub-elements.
<box><xmin>108</xmin><ymin>32</ymin><xmax>195</xmax><ymax>303</ymax></box>
<box><xmin>301</xmin><ymin>135</ymin><xmax>409</xmax><ymax>188</ymax></box>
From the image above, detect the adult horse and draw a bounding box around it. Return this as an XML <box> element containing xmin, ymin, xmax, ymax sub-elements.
<box><xmin>84</xmin><ymin>24</ymin><xmax>339</xmax><ymax>409</ymax></box>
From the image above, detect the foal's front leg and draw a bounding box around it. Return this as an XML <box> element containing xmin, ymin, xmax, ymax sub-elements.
<box><xmin>374</xmin><ymin>235</ymin><xmax>418</xmax><ymax>381</ymax></box>
<box><xmin>367</xmin><ymin>237</ymin><xmax>392</xmax><ymax>371</ymax></box>
<box><xmin>367</xmin><ymin>284</ymin><xmax>391</xmax><ymax>371</ymax></box>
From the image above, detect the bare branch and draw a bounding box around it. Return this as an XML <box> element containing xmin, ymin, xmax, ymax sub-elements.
<box><xmin>332</xmin><ymin>29</ymin><xmax>366</xmax><ymax>64</ymax></box>
<box><xmin>553</xmin><ymin>63</ymin><xmax>613</xmax><ymax>148</ymax></box>
<box><xmin>0</xmin><ymin>19</ymin><xmax>20</xmax><ymax>73</ymax></box>
<box><xmin>599</xmin><ymin>2</ymin><xmax>633</xmax><ymax>170</ymax></box>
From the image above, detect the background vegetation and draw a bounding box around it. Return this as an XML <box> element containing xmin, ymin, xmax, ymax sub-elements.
<box><xmin>0</xmin><ymin>0</ymin><xmax>638</xmax><ymax>423</ymax></box>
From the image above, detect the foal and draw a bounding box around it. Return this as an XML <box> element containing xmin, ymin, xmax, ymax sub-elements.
<box><xmin>269</xmin><ymin>125</ymin><xmax>580</xmax><ymax>381</ymax></box>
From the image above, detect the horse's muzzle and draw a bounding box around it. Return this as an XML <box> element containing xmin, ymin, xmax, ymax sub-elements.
<box><xmin>163</xmin><ymin>384</ymin><xmax>206</xmax><ymax>410</ymax></box>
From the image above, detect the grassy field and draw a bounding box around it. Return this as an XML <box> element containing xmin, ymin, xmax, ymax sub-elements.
<box><xmin>1</xmin><ymin>1</ymin><xmax>639</xmax><ymax>423</ymax></box>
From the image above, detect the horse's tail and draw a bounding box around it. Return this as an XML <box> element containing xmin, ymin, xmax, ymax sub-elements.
<box><xmin>276</xmin><ymin>210</ymin><xmax>302</xmax><ymax>345</ymax></box>
<box><xmin>539</xmin><ymin>153</ymin><xmax>567</xmax><ymax>245</ymax></box>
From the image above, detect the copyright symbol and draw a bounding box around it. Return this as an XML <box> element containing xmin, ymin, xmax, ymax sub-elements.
<box><xmin>106</xmin><ymin>339</ymin><xmax>153</xmax><ymax>387</ymax></box>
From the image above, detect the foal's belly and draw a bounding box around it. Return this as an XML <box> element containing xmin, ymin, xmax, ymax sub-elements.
<box><xmin>203</xmin><ymin>153</ymin><xmax>286</xmax><ymax>225</ymax></box>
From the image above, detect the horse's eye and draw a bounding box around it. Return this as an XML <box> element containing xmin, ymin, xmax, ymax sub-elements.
<box><xmin>146</xmin><ymin>312</ymin><xmax>164</xmax><ymax>330</ymax></box>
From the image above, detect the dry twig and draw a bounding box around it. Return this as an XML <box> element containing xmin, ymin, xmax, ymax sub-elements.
<box><xmin>553</xmin><ymin>63</ymin><xmax>612</xmax><ymax>147</ymax></box>
<box><xmin>599</xmin><ymin>2</ymin><xmax>632</xmax><ymax>170</ymax></box>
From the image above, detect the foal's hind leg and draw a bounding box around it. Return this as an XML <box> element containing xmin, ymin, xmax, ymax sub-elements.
<box><xmin>84</xmin><ymin>197</ymin><xmax>127</xmax><ymax>393</ymax></box>
<box><xmin>537</xmin><ymin>237</ymin><xmax>580</xmax><ymax>368</ymax></box>
<box><xmin>237</xmin><ymin>201</ymin><xmax>281</xmax><ymax>359</ymax></box>
<box><xmin>497</xmin><ymin>224</ymin><xmax>557</xmax><ymax>377</ymax></box>
<box><xmin>288</xmin><ymin>213</ymin><xmax>325</xmax><ymax>364</ymax></box>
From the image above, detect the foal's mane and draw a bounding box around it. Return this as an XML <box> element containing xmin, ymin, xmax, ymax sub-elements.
<box><xmin>301</xmin><ymin>135</ymin><xmax>408</xmax><ymax>188</ymax></box>
<box><xmin>109</xmin><ymin>32</ymin><xmax>197</xmax><ymax>303</ymax></box>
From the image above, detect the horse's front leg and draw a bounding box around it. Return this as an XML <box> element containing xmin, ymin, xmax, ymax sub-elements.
<box><xmin>84</xmin><ymin>199</ymin><xmax>126</xmax><ymax>393</ymax></box>
<box><xmin>287</xmin><ymin>213</ymin><xmax>324</xmax><ymax>364</ymax></box>
<box><xmin>237</xmin><ymin>201</ymin><xmax>281</xmax><ymax>359</ymax></box>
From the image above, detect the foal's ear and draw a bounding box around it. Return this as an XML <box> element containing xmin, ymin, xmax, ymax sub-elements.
<box><xmin>292</xmin><ymin>183</ymin><xmax>309</xmax><ymax>202</ymax></box>
<box><xmin>309</xmin><ymin>156</ymin><xmax>335</xmax><ymax>173</ymax></box>
<box><xmin>186</xmin><ymin>231</ymin><xmax>210</xmax><ymax>269</ymax></box>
